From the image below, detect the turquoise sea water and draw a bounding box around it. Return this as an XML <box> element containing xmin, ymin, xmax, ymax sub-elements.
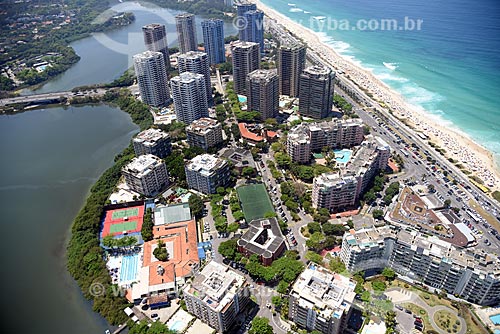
<box><xmin>262</xmin><ymin>0</ymin><xmax>500</xmax><ymax>168</ymax></box>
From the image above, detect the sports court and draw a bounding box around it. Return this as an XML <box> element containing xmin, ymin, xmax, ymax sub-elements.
<box><xmin>101</xmin><ymin>204</ymin><xmax>145</xmax><ymax>238</ymax></box>
<box><xmin>237</xmin><ymin>184</ymin><xmax>274</xmax><ymax>222</ymax></box>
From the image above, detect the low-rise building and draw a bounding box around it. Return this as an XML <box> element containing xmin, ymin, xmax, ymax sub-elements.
<box><xmin>183</xmin><ymin>261</ymin><xmax>250</xmax><ymax>333</ymax></box>
<box><xmin>185</xmin><ymin>154</ymin><xmax>230</xmax><ymax>194</ymax></box>
<box><xmin>340</xmin><ymin>226</ymin><xmax>500</xmax><ymax>306</ymax></box>
<box><xmin>237</xmin><ymin>218</ymin><xmax>286</xmax><ymax>266</ymax></box>
<box><xmin>186</xmin><ymin>118</ymin><xmax>223</xmax><ymax>151</ymax></box>
<box><xmin>122</xmin><ymin>154</ymin><xmax>169</xmax><ymax>197</ymax></box>
<box><xmin>133</xmin><ymin>128</ymin><xmax>172</xmax><ymax>158</ymax></box>
<box><xmin>288</xmin><ymin>264</ymin><xmax>356</xmax><ymax>334</ymax></box>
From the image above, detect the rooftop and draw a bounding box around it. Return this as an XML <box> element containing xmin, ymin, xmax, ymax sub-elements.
<box><xmin>133</xmin><ymin>50</ymin><xmax>162</xmax><ymax>61</ymax></box>
<box><xmin>133</xmin><ymin>128</ymin><xmax>169</xmax><ymax>146</ymax></box>
<box><xmin>185</xmin><ymin>154</ymin><xmax>227</xmax><ymax>176</ymax></box>
<box><xmin>171</xmin><ymin>71</ymin><xmax>204</xmax><ymax>84</ymax></box>
<box><xmin>291</xmin><ymin>264</ymin><xmax>356</xmax><ymax>319</ymax></box>
<box><xmin>186</xmin><ymin>118</ymin><xmax>220</xmax><ymax>134</ymax></box>
<box><xmin>177</xmin><ymin>51</ymin><xmax>207</xmax><ymax>61</ymax></box>
<box><xmin>184</xmin><ymin>261</ymin><xmax>246</xmax><ymax>312</ymax></box>
<box><xmin>122</xmin><ymin>154</ymin><xmax>164</xmax><ymax>178</ymax></box>
<box><xmin>247</xmin><ymin>69</ymin><xmax>278</xmax><ymax>82</ymax></box>
<box><xmin>237</xmin><ymin>218</ymin><xmax>286</xmax><ymax>260</ymax></box>
<box><xmin>303</xmin><ymin>65</ymin><xmax>334</xmax><ymax>78</ymax></box>
<box><xmin>154</xmin><ymin>203</ymin><xmax>192</xmax><ymax>226</ymax></box>
<box><xmin>231</xmin><ymin>40</ymin><xmax>259</xmax><ymax>50</ymax></box>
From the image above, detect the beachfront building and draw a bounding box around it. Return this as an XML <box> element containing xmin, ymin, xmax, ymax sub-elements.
<box><xmin>231</xmin><ymin>41</ymin><xmax>260</xmax><ymax>95</ymax></box>
<box><xmin>128</xmin><ymin>204</ymin><xmax>198</xmax><ymax>303</ymax></box>
<box><xmin>201</xmin><ymin>18</ymin><xmax>226</xmax><ymax>65</ymax></box>
<box><xmin>288</xmin><ymin>264</ymin><xmax>356</xmax><ymax>334</ymax></box>
<box><xmin>122</xmin><ymin>154</ymin><xmax>169</xmax><ymax>197</ymax></box>
<box><xmin>133</xmin><ymin>51</ymin><xmax>170</xmax><ymax>107</ymax></box>
<box><xmin>170</xmin><ymin>72</ymin><xmax>209</xmax><ymax>124</ymax></box>
<box><xmin>246</xmin><ymin>69</ymin><xmax>279</xmax><ymax>120</ymax></box>
<box><xmin>340</xmin><ymin>226</ymin><xmax>500</xmax><ymax>306</ymax></box>
<box><xmin>240</xmin><ymin>10</ymin><xmax>264</xmax><ymax>51</ymax></box>
<box><xmin>278</xmin><ymin>43</ymin><xmax>306</xmax><ymax>97</ymax></box>
<box><xmin>186</xmin><ymin>117</ymin><xmax>224</xmax><ymax>151</ymax></box>
<box><xmin>237</xmin><ymin>218</ymin><xmax>286</xmax><ymax>266</ymax></box>
<box><xmin>286</xmin><ymin>119</ymin><xmax>365</xmax><ymax>163</ymax></box>
<box><xmin>177</xmin><ymin>51</ymin><xmax>213</xmax><ymax>105</ymax></box>
<box><xmin>299</xmin><ymin>66</ymin><xmax>335</xmax><ymax>119</ymax></box>
<box><xmin>133</xmin><ymin>128</ymin><xmax>171</xmax><ymax>158</ymax></box>
<box><xmin>311</xmin><ymin>136</ymin><xmax>390</xmax><ymax>211</ymax></box>
<box><xmin>175</xmin><ymin>13</ymin><xmax>198</xmax><ymax>53</ymax></box>
<box><xmin>183</xmin><ymin>261</ymin><xmax>250</xmax><ymax>332</ymax></box>
<box><xmin>142</xmin><ymin>23</ymin><xmax>170</xmax><ymax>69</ymax></box>
<box><xmin>185</xmin><ymin>154</ymin><xmax>230</xmax><ymax>194</ymax></box>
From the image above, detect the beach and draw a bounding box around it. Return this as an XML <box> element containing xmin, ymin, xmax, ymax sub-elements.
<box><xmin>254</xmin><ymin>0</ymin><xmax>500</xmax><ymax>191</ymax></box>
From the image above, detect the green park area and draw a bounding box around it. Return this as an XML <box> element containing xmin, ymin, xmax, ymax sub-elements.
<box><xmin>237</xmin><ymin>184</ymin><xmax>274</xmax><ymax>221</ymax></box>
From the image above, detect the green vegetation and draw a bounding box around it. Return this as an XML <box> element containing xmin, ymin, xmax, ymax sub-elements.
<box><xmin>329</xmin><ymin>256</ymin><xmax>346</xmax><ymax>273</ymax></box>
<box><xmin>333</xmin><ymin>94</ymin><xmax>353</xmax><ymax>113</ymax></box>
<box><xmin>141</xmin><ymin>208</ymin><xmax>154</xmax><ymax>242</ymax></box>
<box><xmin>372</xmin><ymin>209</ymin><xmax>384</xmax><ymax>220</ymax></box>
<box><xmin>492</xmin><ymin>190</ymin><xmax>500</xmax><ymax>203</ymax></box>
<box><xmin>153</xmin><ymin>239</ymin><xmax>169</xmax><ymax>261</ymax></box>
<box><xmin>385</xmin><ymin>311</ymin><xmax>397</xmax><ymax>334</ymax></box>
<box><xmin>383</xmin><ymin>181</ymin><xmax>400</xmax><ymax>205</ymax></box>
<box><xmin>128</xmin><ymin>320</ymin><xmax>176</xmax><ymax>334</ymax></box>
<box><xmin>102</xmin><ymin>235</ymin><xmax>138</xmax><ymax>247</ymax></box>
<box><xmin>248</xmin><ymin>317</ymin><xmax>273</xmax><ymax>334</ymax></box>
<box><xmin>237</xmin><ymin>184</ymin><xmax>275</xmax><ymax>221</ymax></box>
<box><xmin>434</xmin><ymin>310</ymin><xmax>460</xmax><ymax>333</ymax></box>
<box><xmin>245</xmin><ymin>251</ymin><xmax>304</xmax><ymax>284</ymax></box>
<box><xmin>188</xmin><ymin>194</ymin><xmax>204</xmax><ymax>219</ymax></box>
<box><xmin>67</xmin><ymin>90</ymin><xmax>153</xmax><ymax>325</ymax></box>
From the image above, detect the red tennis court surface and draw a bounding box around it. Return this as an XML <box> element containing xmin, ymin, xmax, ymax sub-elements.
<box><xmin>102</xmin><ymin>205</ymin><xmax>144</xmax><ymax>237</ymax></box>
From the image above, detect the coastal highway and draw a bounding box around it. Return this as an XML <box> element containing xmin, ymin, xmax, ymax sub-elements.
<box><xmin>0</xmin><ymin>88</ymin><xmax>108</xmax><ymax>107</ymax></box>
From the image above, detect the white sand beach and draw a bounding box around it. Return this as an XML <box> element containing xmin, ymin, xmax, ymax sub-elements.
<box><xmin>253</xmin><ymin>0</ymin><xmax>500</xmax><ymax>191</ymax></box>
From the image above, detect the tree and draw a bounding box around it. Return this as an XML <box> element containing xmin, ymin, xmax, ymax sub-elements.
<box><xmin>227</xmin><ymin>222</ymin><xmax>239</xmax><ymax>233</ymax></box>
<box><xmin>444</xmin><ymin>199</ymin><xmax>451</xmax><ymax>207</ymax></box>
<box><xmin>307</xmin><ymin>222</ymin><xmax>322</xmax><ymax>234</ymax></box>
<box><xmin>216</xmin><ymin>187</ymin><xmax>226</xmax><ymax>196</ymax></box>
<box><xmin>218</xmin><ymin>239</ymin><xmax>238</xmax><ymax>260</ymax></box>
<box><xmin>274</xmin><ymin>152</ymin><xmax>292</xmax><ymax>168</ymax></box>
<box><xmin>233</xmin><ymin>211</ymin><xmax>245</xmax><ymax>221</ymax></box>
<box><xmin>382</xmin><ymin>267</ymin><xmax>396</xmax><ymax>281</ymax></box>
<box><xmin>305</xmin><ymin>251</ymin><xmax>324</xmax><ymax>264</ymax></box>
<box><xmin>271</xmin><ymin>295</ymin><xmax>283</xmax><ymax>309</ymax></box>
<box><xmin>188</xmin><ymin>194</ymin><xmax>204</xmax><ymax>218</ymax></box>
<box><xmin>372</xmin><ymin>280</ymin><xmax>387</xmax><ymax>292</ymax></box>
<box><xmin>277</xmin><ymin>280</ymin><xmax>289</xmax><ymax>294</ymax></box>
<box><xmin>141</xmin><ymin>208</ymin><xmax>154</xmax><ymax>241</ymax></box>
<box><xmin>153</xmin><ymin>240</ymin><xmax>169</xmax><ymax>261</ymax></box>
<box><xmin>329</xmin><ymin>256</ymin><xmax>346</xmax><ymax>273</ymax></box>
<box><xmin>372</xmin><ymin>209</ymin><xmax>384</xmax><ymax>220</ymax></box>
<box><xmin>363</xmin><ymin>190</ymin><xmax>376</xmax><ymax>203</ymax></box>
<box><xmin>242</xmin><ymin>167</ymin><xmax>256</xmax><ymax>177</ymax></box>
<box><xmin>322</xmin><ymin>223</ymin><xmax>345</xmax><ymax>236</ymax></box>
<box><xmin>249</xmin><ymin>317</ymin><xmax>273</xmax><ymax>334</ymax></box>
<box><xmin>361</xmin><ymin>290</ymin><xmax>372</xmax><ymax>303</ymax></box>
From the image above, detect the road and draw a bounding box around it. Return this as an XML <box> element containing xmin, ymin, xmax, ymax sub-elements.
<box><xmin>0</xmin><ymin>88</ymin><xmax>108</xmax><ymax>107</ymax></box>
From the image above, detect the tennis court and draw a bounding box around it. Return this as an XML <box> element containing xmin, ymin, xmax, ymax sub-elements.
<box><xmin>112</xmin><ymin>207</ymin><xmax>139</xmax><ymax>220</ymax></box>
<box><xmin>237</xmin><ymin>184</ymin><xmax>274</xmax><ymax>221</ymax></box>
<box><xmin>109</xmin><ymin>220</ymin><xmax>138</xmax><ymax>233</ymax></box>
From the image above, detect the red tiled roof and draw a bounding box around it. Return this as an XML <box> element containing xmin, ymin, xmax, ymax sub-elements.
<box><xmin>238</xmin><ymin>123</ymin><xmax>264</xmax><ymax>142</ymax></box>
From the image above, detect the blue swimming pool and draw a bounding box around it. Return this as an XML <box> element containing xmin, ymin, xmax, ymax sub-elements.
<box><xmin>169</xmin><ymin>320</ymin><xmax>186</xmax><ymax>332</ymax></box>
<box><xmin>238</xmin><ymin>95</ymin><xmax>247</xmax><ymax>103</ymax></box>
<box><xmin>490</xmin><ymin>314</ymin><xmax>500</xmax><ymax>325</ymax></box>
<box><xmin>333</xmin><ymin>149</ymin><xmax>353</xmax><ymax>164</ymax></box>
<box><xmin>120</xmin><ymin>254</ymin><xmax>139</xmax><ymax>282</ymax></box>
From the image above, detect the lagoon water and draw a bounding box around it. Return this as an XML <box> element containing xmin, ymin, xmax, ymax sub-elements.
<box><xmin>0</xmin><ymin>105</ymin><xmax>138</xmax><ymax>333</ymax></box>
<box><xmin>263</xmin><ymin>0</ymin><xmax>500</xmax><ymax>168</ymax></box>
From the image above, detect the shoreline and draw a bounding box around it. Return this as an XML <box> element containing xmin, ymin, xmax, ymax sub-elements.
<box><xmin>254</xmin><ymin>0</ymin><xmax>500</xmax><ymax>191</ymax></box>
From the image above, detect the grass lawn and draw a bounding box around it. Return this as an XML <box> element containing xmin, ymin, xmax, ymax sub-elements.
<box><xmin>388</xmin><ymin>279</ymin><xmax>457</xmax><ymax>310</ymax></box>
<box><xmin>457</xmin><ymin>304</ymin><xmax>489</xmax><ymax>334</ymax></box>
<box><xmin>434</xmin><ymin>309</ymin><xmax>460</xmax><ymax>333</ymax></box>
<box><xmin>237</xmin><ymin>183</ymin><xmax>274</xmax><ymax>221</ymax></box>
<box><xmin>402</xmin><ymin>303</ymin><xmax>435</xmax><ymax>333</ymax></box>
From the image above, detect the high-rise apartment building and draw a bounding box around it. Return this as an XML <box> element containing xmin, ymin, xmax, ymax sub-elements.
<box><xmin>142</xmin><ymin>23</ymin><xmax>170</xmax><ymax>69</ymax></box>
<box><xmin>170</xmin><ymin>72</ymin><xmax>209</xmax><ymax>124</ymax></box>
<box><xmin>177</xmin><ymin>51</ymin><xmax>213</xmax><ymax>105</ymax></box>
<box><xmin>186</xmin><ymin>118</ymin><xmax>223</xmax><ymax>151</ymax></box>
<box><xmin>299</xmin><ymin>66</ymin><xmax>335</xmax><ymax>119</ymax></box>
<box><xmin>240</xmin><ymin>10</ymin><xmax>264</xmax><ymax>51</ymax></box>
<box><xmin>246</xmin><ymin>69</ymin><xmax>279</xmax><ymax>120</ymax></box>
<box><xmin>231</xmin><ymin>41</ymin><xmax>260</xmax><ymax>95</ymax></box>
<box><xmin>278</xmin><ymin>43</ymin><xmax>306</xmax><ymax>97</ymax></box>
<box><xmin>175</xmin><ymin>13</ymin><xmax>198</xmax><ymax>53</ymax></box>
<box><xmin>185</xmin><ymin>154</ymin><xmax>230</xmax><ymax>194</ymax></box>
<box><xmin>183</xmin><ymin>261</ymin><xmax>250</xmax><ymax>332</ymax></box>
<box><xmin>133</xmin><ymin>128</ymin><xmax>172</xmax><ymax>158</ymax></box>
<box><xmin>201</xmin><ymin>19</ymin><xmax>226</xmax><ymax>65</ymax></box>
<box><xmin>133</xmin><ymin>51</ymin><xmax>170</xmax><ymax>107</ymax></box>
<box><xmin>122</xmin><ymin>154</ymin><xmax>169</xmax><ymax>197</ymax></box>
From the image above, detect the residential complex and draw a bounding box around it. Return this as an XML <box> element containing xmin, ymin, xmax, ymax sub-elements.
<box><xmin>287</xmin><ymin>119</ymin><xmax>365</xmax><ymax>163</ymax></box>
<box><xmin>122</xmin><ymin>154</ymin><xmax>169</xmax><ymax>197</ymax></box>
<box><xmin>201</xmin><ymin>19</ymin><xmax>226</xmax><ymax>65</ymax></box>
<box><xmin>237</xmin><ymin>217</ymin><xmax>286</xmax><ymax>266</ymax></box>
<box><xmin>231</xmin><ymin>41</ymin><xmax>260</xmax><ymax>95</ymax></box>
<box><xmin>185</xmin><ymin>154</ymin><xmax>230</xmax><ymax>194</ymax></box>
<box><xmin>175</xmin><ymin>13</ymin><xmax>198</xmax><ymax>53</ymax></box>
<box><xmin>299</xmin><ymin>66</ymin><xmax>335</xmax><ymax>119</ymax></box>
<box><xmin>170</xmin><ymin>72</ymin><xmax>209</xmax><ymax>124</ymax></box>
<box><xmin>142</xmin><ymin>23</ymin><xmax>170</xmax><ymax>69</ymax></box>
<box><xmin>183</xmin><ymin>261</ymin><xmax>250</xmax><ymax>332</ymax></box>
<box><xmin>288</xmin><ymin>264</ymin><xmax>356</xmax><ymax>334</ymax></box>
<box><xmin>240</xmin><ymin>10</ymin><xmax>264</xmax><ymax>51</ymax></box>
<box><xmin>278</xmin><ymin>43</ymin><xmax>306</xmax><ymax>97</ymax></box>
<box><xmin>132</xmin><ymin>128</ymin><xmax>171</xmax><ymax>158</ymax></box>
<box><xmin>177</xmin><ymin>51</ymin><xmax>213</xmax><ymax>105</ymax></box>
<box><xmin>133</xmin><ymin>51</ymin><xmax>170</xmax><ymax>107</ymax></box>
<box><xmin>311</xmin><ymin>136</ymin><xmax>390</xmax><ymax>211</ymax></box>
<box><xmin>246</xmin><ymin>69</ymin><xmax>279</xmax><ymax>120</ymax></box>
<box><xmin>340</xmin><ymin>226</ymin><xmax>500</xmax><ymax>306</ymax></box>
<box><xmin>186</xmin><ymin>117</ymin><xmax>223</xmax><ymax>151</ymax></box>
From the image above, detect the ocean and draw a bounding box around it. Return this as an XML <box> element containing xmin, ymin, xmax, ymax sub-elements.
<box><xmin>262</xmin><ymin>0</ymin><xmax>500</xmax><ymax>168</ymax></box>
